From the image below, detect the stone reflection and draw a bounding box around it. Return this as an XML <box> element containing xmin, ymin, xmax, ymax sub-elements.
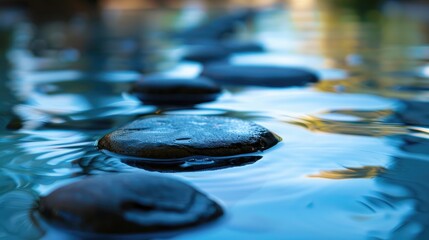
<box><xmin>310</xmin><ymin>134</ymin><xmax>429</xmax><ymax>239</ymax></box>
<box><xmin>377</xmin><ymin>154</ymin><xmax>429</xmax><ymax>239</ymax></box>
<box><xmin>0</xmin><ymin>177</ymin><xmax>43</xmax><ymax>239</ymax></box>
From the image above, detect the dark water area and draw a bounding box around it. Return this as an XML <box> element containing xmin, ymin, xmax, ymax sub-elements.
<box><xmin>1</xmin><ymin>0</ymin><xmax>429</xmax><ymax>239</ymax></box>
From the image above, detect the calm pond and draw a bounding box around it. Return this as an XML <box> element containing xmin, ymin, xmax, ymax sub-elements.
<box><xmin>1</xmin><ymin>0</ymin><xmax>429</xmax><ymax>239</ymax></box>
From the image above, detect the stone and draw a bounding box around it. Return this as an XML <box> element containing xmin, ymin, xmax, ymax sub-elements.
<box><xmin>181</xmin><ymin>41</ymin><xmax>264</xmax><ymax>63</ymax></box>
<box><xmin>180</xmin><ymin>9</ymin><xmax>255</xmax><ymax>42</ymax></box>
<box><xmin>98</xmin><ymin>115</ymin><xmax>281</xmax><ymax>160</ymax></box>
<box><xmin>38</xmin><ymin>173</ymin><xmax>223</xmax><ymax>235</ymax></box>
<box><xmin>222</xmin><ymin>41</ymin><xmax>265</xmax><ymax>53</ymax></box>
<box><xmin>201</xmin><ymin>63</ymin><xmax>319</xmax><ymax>87</ymax></box>
<box><xmin>181</xmin><ymin>45</ymin><xmax>231</xmax><ymax>63</ymax></box>
<box><xmin>130</xmin><ymin>76</ymin><xmax>221</xmax><ymax>105</ymax></box>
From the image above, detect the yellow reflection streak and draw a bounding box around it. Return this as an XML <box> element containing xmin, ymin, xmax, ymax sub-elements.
<box><xmin>322</xmin><ymin>109</ymin><xmax>394</xmax><ymax>120</ymax></box>
<box><xmin>309</xmin><ymin>166</ymin><xmax>385</xmax><ymax>179</ymax></box>
<box><xmin>288</xmin><ymin>115</ymin><xmax>408</xmax><ymax>137</ymax></box>
<box><xmin>316</xmin><ymin>77</ymin><xmax>429</xmax><ymax>100</ymax></box>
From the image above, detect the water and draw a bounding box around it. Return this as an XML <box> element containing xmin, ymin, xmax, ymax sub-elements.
<box><xmin>1</xmin><ymin>1</ymin><xmax>429</xmax><ymax>239</ymax></box>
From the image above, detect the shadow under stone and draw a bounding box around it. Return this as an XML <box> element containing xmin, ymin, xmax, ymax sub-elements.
<box><xmin>120</xmin><ymin>154</ymin><xmax>263</xmax><ymax>172</ymax></box>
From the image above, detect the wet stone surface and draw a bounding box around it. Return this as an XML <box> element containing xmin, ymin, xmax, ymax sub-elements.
<box><xmin>38</xmin><ymin>173</ymin><xmax>223</xmax><ymax>235</ymax></box>
<box><xmin>130</xmin><ymin>76</ymin><xmax>221</xmax><ymax>105</ymax></box>
<box><xmin>201</xmin><ymin>63</ymin><xmax>320</xmax><ymax>87</ymax></box>
<box><xmin>98</xmin><ymin>115</ymin><xmax>280</xmax><ymax>161</ymax></box>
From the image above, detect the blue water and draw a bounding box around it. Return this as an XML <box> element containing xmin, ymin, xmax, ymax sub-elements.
<box><xmin>1</xmin><ymin>1</ymin><xmax>429</xmax><ymax>239</ymax></box>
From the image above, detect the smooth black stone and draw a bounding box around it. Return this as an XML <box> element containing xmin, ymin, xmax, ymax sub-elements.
<box><xmin>201</xmin><ymin>63</ymin><xmax>319</xmax><ymax>87</ymax></box>
<box><xmin>179</xmin><ymin>9</ymin><xmax>256</xmax><ymax>43</ymax></box>
<box><xmin>181</xmin><ymin>45</ymin><xmax>231</xmax><ymax>63</ymax></box>
<box><xmin>221</xmin><ymin>41</ymin><xmax>265</xmax><ymax>53</ymax></box>
<box><xmin>98</xmin><ymin>115</ymin><xmax>281</xmax><ymax>159</ymax></box>
<box><xmin>181</xmin><ymin>41</ymin><xmax>264</xmax><ymax>63</ymax></box>
<box><xmin>6</xmin><ymin>116</ymin><xmax>23</xmax><ymax>130</ymax></box>
<box><xmin>38</xmin><ymin>173</ymin><xmax>223</xmax><ymax>235</ymax></box>
<box><xmin>131</xmin><ymin>76</ymin><xmax>221</xmax><ymax>105</ymax></box>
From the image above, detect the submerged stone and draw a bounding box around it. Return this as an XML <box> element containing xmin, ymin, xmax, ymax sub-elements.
<box><xmin>98</xmin><ymin>115</ymin><xmax>280</xmax><ymax>160</ymax></box>
<box><xmin>125</xmin><ymin>155</ymin><xmax>263</xmax><ymax>172</ymax></box>
<box><xmin>130</xmin><ymin>76</ymin><xmax>221</xmax><ymax>105</ymax></box>
<box><xmin>38</xmin><ymin>173</ymin><xmax>223</xmax><ymax>235</ymax></box>
<box><xmin>201</xmin><ymin>63</ymin><xmax>319</xmax><ymax>87</ymax></box>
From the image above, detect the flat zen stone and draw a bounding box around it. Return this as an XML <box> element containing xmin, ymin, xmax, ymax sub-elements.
<box><xmin>201</xmin><ymin>63</ymin><xmax>319</xmax><ymax>87</ymax></box>
<box><xmin>98</xmin><ymin>115</ymin><xmax>281</xmax><ymax>159</ymax></box>
<box><xmin>130</xmin><ymin>76</ymin><xmax>221</xmax><ymax>105</ymax></box>
<box><xmin>179</xmin><ymin>9</ymin><xmax>255</xmax><ymax>43</ymax></box>
<box><xmin>181</xmin><ymin>45</ymin><xmax>230</xmax><ymax>63</ymax></box>
<box><xmin>181</xmin><ymin>41</ymin><xmax>264</xmax><ymax>63</ymax></box>
<box><xmin>222</xmin><ymin>41</ymin><xmax>264</xmax><ymax>53</ymax></box>
<box><xmin>38</xmin><ymin>173</ymin><xmax>223</xmax><ymax>235</ymax></box>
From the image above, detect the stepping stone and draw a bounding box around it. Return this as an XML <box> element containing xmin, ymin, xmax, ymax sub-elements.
<box><xmin>201</xmin><ymin>63</ymin><xmax>319</xmax><ymax>87</ymax></box>
<box><xmin>179</xmin><ymin>9</ymin><xmax>256</xmax><ymax>43</ymax></box>
<box><xmin>181</xmin><ymin>45</ymin><xmax>231</xmax><ymax>63</ymax></box>
<box><xmin>38</xmin><ymin>173</ymin><xmax>223</xmax><ymax>235</ymax></box>
<box><xmin>130</xmin><ymin>76</ymin><xmax>221</xmax><ymax>105</ymax></box>
<box><xmin>222</xmin><ymin>41</ymin><xmax>264</xmax><ymax>53</ymax></box>
<box><xmin>181</xmin><ymin>41</ymin><xmax>264</xmax><ymax>63</ymax></box>
<box><xmin>97</xmin><ymin>115</ymin><xmax>280</xmax><ymax>166</ymax></box>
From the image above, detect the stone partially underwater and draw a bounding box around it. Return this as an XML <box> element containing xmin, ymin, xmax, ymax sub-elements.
<box><xmin>37</xmin><ymin>173</ymin><xmax>223</xmax><ymax>237</ymax></box>
<box><xmin>130</xmin><ymin>76</ymin><xmax>222</xmax><ymax>106</ymax></box>
<box><xmin>97</xmin><ymin>115</ymin><xmax>281</xmax><ymax>171</ymax></box>
<box><xmin>121</xmin><ymin>155</ymin><xmax>263</xmax><ymax>172</ymax></box>
<box><xmin>201</xmin><ymin>63</ymin><xmax>320</xmax><ymax>87</ymax></box>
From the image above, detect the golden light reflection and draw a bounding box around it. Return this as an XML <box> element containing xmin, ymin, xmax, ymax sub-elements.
<box><xmin>315</xmin><ymin>76</ymin><xmax>429</xmax><ymax>100</ymax></box>
<box><xmin>322</xmin><ymin>109</ymin><xmax>394</xmax><ymax>120</ymax></box>
<box><xmin>287</xmin><ymin>0</ymin><xmax>317</xmax><ymax>11</ymax></box>
<box><xmin>289</xmin><ymin>115</ymin><xmax>408</xmax><ymax>137</ymax></box>
<box><xmin>102</xmin><ymin>0</ymin><xmax>157</xmax><ymax>10</ymax></box>
<box><xmin>309</xmin><ymin>166</ymin><xmax>385</xmax><ymax>179</ymax></box>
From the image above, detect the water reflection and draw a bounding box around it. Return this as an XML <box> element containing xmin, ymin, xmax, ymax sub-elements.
<box><xmin>309</xmin><ymin>166</ymin><xmax>385</xmax><ymax>179</ymax></box>
<box><xmin>376</xmin><ymin>155</ymin><xmax>429</xmax><ymax>239</ymax></box>
<box><xmin>289</xmin><ymin>115</ymin><xmax>408</xmax><ymax>137</ymax></box>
